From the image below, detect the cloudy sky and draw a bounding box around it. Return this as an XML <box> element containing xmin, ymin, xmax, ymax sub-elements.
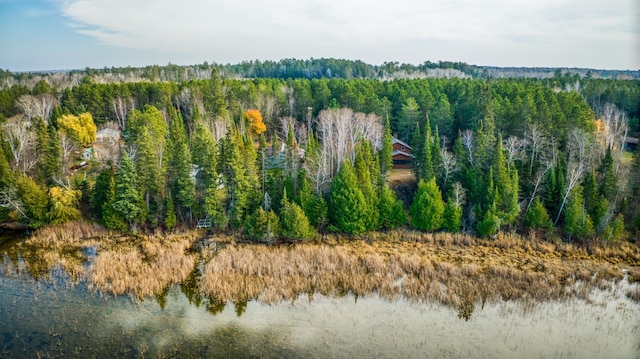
<box><xmin>1</xmin><ymin>0</ymin><xmax>638</xmax><ymax>71</ymax></box>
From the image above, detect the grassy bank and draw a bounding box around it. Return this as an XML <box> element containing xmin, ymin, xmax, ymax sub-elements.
<box><xmin>20</xmin><ymin>222</ymin><xmax>640</xmax><ymax>306</ymax></box>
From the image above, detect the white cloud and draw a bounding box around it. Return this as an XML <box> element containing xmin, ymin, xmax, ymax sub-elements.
<box><xmin>55</xmin><ymin>0</ymin><xmax>638</xmax><ymax>68</ymax></box>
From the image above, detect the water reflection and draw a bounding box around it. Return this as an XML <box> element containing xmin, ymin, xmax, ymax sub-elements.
<box><xmin>0</xmin><ymin>235</ymin><xmax>639</xmax><ymax>358</ymax></box>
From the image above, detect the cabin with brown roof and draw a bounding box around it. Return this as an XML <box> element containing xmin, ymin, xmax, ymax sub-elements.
<box><xmin>392</xmin><ymin>138</ymin><xmax>414</xmax><ymax>168</ymax></box>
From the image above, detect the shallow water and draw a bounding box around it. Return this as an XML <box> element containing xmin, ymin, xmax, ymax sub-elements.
<box><xmin>1</xmin><ymin>236</ymin><xmax>639</xmax><ymax>358</ymax></box>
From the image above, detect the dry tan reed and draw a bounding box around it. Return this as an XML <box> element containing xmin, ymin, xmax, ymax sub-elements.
<box><xmin>200</xmin><ymin>231</ymin><xmax>640</xmax><ymax>307</ymax></box>
<box><xmin>89</xmin><ymin>235</ymin><xmax>195</xmax><ymax>299</ymax></box>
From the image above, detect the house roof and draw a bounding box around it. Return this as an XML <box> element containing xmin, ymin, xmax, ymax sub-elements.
<box><xmin>626</xmin><ymin>137</ymin><xmax>639</xmax><ymax>145</ymax></box>
<box><xmin>392</xmin><ymin>150</ymin><xmax>415</xmax><ymax>158</ymax></box>
<box><xmin>392</xmin><ymin>137</ymin><xmax>411</xmax><ymax>149</ymax></box>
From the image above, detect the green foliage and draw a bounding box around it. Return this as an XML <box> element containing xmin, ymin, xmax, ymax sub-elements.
<box><xmin>524</xmin><ymin>197</ymin><xmax>553</xmax><ymax>230</ymax></box>
<box><xmin>48</xmin><ymin>187</ymin><xmax>81</xmax><ymax>224</ymax></box>
<box><xmin>477</xmin><ymin>203</ymin><xmax>500</xmax><ymax>237</ymax></box>
<box><xmin>564</xmin><ymin>186</ymin><xmax>595</xmax><ymax>240</ymax></box>
<box><xmin>442</xmin><ymin>198</ymin><xmax>462</xmax><ymax>233</ymax></box>
<box><xmin>380</xmin><ymin>115</ymin><xmax>394</xmax><ymax>180</ymax></box>
<box><xmin>409</xmin><ymin>178</ymin><xmax>444</xmax><ymax>231</ymax></box>
<box><xmin>279</xmin><ymin>195</ymin><xmax>315</xmax><ymax>241</ymax></box>
<box><xmin>165</xmin><ymin>193</ymin><xmax>177</xmax><ymax>230</ymax></box>
<box><xmin>245</xmin><ymin>207</ymin><xmax>279</xmax><ymax>243</ymax></box>
<box><xmin>378</xmin><ymin>185</ymin><xmax>407</xmax><ymax>230</ymax></box>
<box><xmin>603</xmin><ymin>214</ymin><xmax>627</xmax><ymax>242</ymax></box>
<box><xmin>15</xmin><ymin>175</ymin><xmax>48</xmax><ymax>228</ymax></box>
<box><xmin>110</xmin><ymin>152</ymin><xmax>143</xmax><ymax>231</ymax></box>
<box><xmin>329</xmin><ymin>161</ymin><xmax>368</xmax><ymax>234</ymax></box>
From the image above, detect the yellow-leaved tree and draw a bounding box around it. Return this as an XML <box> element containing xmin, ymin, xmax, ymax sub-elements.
<box><xmin>48</xmin><ymin>186</ymin><xmax>81</xmax><ymax>224</ymax></box>
<box><xmin>244</xmin><ymin>109</ymin><xmax>266</xmax><ymax>136</ymax></box>
<box><xmin>58</xmin><ymin>113</ymin><xmax>97</xmax><ymax>147</ymax></box>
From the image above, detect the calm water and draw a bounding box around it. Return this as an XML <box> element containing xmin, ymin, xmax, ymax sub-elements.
<box><xmin>1</xmin><ymin>235</ymin><xmax>639</xmax><ymax>358</ymax></box>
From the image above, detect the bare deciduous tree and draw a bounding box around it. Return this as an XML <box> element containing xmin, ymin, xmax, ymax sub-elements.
<box><xmin>1</xmin><ymin>116</ymin><xmax>38</xmax><ymax>173</ymax></box>
<box><xmin>554</xmin><ymin>129</ymin><xmax>593</xmax><ymax>225</ymax></box>
<box><xmin>112</xmin><ymin>97</ymin><xmax>136</xmax><ymax>131</ymax></box>
<box><xmin>504</xmin><ymin>136</ymin><xmax>525</xmax><ymax>167</ymax></box>
<box><xmin>461</xmin><ymin>130</ymin><xmax>474</xmax><ymax>165</ymax></box>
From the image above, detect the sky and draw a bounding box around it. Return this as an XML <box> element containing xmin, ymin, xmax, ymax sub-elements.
<box><xmin>1</xmin><ymin>0</ymin><xmax>638</xmax><ymax>72</ymax></box>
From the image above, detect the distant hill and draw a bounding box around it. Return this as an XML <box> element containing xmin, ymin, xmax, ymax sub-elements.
<box><xmin>1</xmin><ymin>58</ymin><xmax>638</xmax><ymax>89</ymax></box>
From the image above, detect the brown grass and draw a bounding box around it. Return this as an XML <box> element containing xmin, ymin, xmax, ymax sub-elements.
<box><xmin>200</xmin><ymin>231</ymin><xmax>640</xmax><ymax>308</ymax></box>
<box><xmin>88</xmin><ymin>234</ymin><xmax>196</xmax><ymax>300</ymax></box>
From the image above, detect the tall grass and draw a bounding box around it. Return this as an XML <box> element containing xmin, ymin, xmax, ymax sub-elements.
<box><xmin>89</xmin><ymin>234</ymin><xmax>196</xmax><ymax>300</ymax></box>
<box><xmin>201</xmin><ymin>231</ymin><xmax>639</xmax><ymax>307</ymax></box>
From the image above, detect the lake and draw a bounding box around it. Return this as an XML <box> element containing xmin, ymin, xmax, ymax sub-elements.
<box><xmin>1</xmin><ymin>234</ymin><xmax>639</xmax><ymax>358</ymax></box>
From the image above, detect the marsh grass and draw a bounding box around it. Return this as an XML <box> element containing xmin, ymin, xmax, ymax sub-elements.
<box><xmin>14</xmin><ymin>223</ymin><xmax>640</xmax><ymax>307</ymax></box>
<box><xmin>88</xmin><ymin>233</ymin><xmax>196</xmax><ymax>300</ymax></box>
<box><xmin>201</xmin><ymin>231</ymin><xmax>640</xmax><ymax>308</ymax></box>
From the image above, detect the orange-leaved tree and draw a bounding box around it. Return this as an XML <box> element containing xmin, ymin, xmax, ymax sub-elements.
<box><xmin>244</xmin><ymin>109</ymin><xmax>266</xmax><ymax>136</ymax></box>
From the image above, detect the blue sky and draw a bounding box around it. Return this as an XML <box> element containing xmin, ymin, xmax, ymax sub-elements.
<box><xmin>1</xmin><ymin>0</ymin><xmax>638</xmax><ymax>72</ymax></box>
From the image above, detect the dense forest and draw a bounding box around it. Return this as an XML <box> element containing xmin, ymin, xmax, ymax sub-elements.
<box><xmin>1</xmin><ymin>60</ymin><xmax>639</xmax><ymax>243</ymax></box>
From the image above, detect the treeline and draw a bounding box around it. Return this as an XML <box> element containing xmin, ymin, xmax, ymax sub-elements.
<box><xmin>0</xmin><ymin>70</ymin><xmax>639</xmax><ymax>243</ymax></box>
<box><xmin>3</xmin><ymin>58</ymin><xmax>639</xmax><ymax>91</ymax></box>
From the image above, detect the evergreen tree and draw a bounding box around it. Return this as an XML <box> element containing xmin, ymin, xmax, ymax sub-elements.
<box><xmin>411</xmin><ymin>122</ymin><xmax>424</xmax><ymax>180</ymax></box>
<box><xmin>280</xmin><ymin>192</ymin><xmax>315</xmax><ymax>241</ymax></box>
<box><xmin>598</xmin><ymin>146</ymin><xmax>617</xmax><ymax>202</ymax></box>
<box><xmin>165</xmin><ymin>192</ymin><xmax>177</xmax><ymax>230</ymax></box>
<box><xmin>524</xmin><ymin>197</ymin><xmax>553</xmax><ymax>230</ymax></box>
<box><xmin>203</xmin><ymin>67</ymin><xmax>229</xmax><ymax>120</ymax></box>
<box><xmin>111</xmin><ymin>152</ymin><xmax>143</xmax><ymax>232</ymax></box>
<box><xmin>354</xmin><ymin>142</ymin><xmax>379</xmax><ymax>230</ymax></box>
<box><xmin>167</xmin><ymin>107</ymin><xmax>195</xmax><ymax>222</ymax></box>
<box><xmin>92</xmin><ymin>166</ymin><xmax>114</xmax><ymax>221</ymax></box>
<box><xmin>245</xmin><ymin>206</ymin><xmax>279</xmax><ymax>243</ymax></box>
<box><xmin>492</xmin><ymin>134</ymin><xmax>520</xmax><ymax>226</ymax></box>
<box><xmin>296</xmin><ymin>174</ymin><xmax>328</xmax><ymax>229</ymax></box>
<box><xmin>378</xmin><ymin>184</ymin><xmax>407</xmax><ymax>229</ymax></box>
<box><xmin>432</xmin><ymin>127</ymin><xmax>443</xmax><ymax>186</ymax></box>
<box><xmin>409</xmin><ymin>178</ymin><xmax>445</xmax><ymax>231</ymax></box>
<box><xmin>442</xmin><ymin>197</ymin><xmax>462</xmax><ymax>233</ymax></box>
<box><xmin>328</xmin><ymin>161</ymin><xmax>368</xmax><ymax>234</ymax></box>
<box><xmin>380</xmin><ymin>114</ymin><xmax>394</xmax><ymax>180</ymax></box>
<box><xmin>564</xmin><ymin>186</ymin><xmax>595</xmax><ymax>240</ymax></box>
<box><xmin>15</xmin><ymin>175</ymin><xmax>48</xmax><ymax>228</ymax></box>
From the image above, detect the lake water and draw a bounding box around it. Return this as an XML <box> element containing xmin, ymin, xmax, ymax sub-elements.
<box><xmin>1</xmin><ymin>235</ymin><xmax>639</xmax><ymax>358</ymax></box>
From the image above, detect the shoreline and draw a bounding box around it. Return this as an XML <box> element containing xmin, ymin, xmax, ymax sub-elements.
<box><xmin>5</xmin><ymin>222</ymin><xmax>639</xmax><ymax>307</ymax></box>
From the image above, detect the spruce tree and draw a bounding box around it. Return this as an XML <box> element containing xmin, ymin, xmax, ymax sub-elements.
<box><xmin>245</xmin><ymin>207</ymin><xmax>279</xmax><ymax>243</ymax></box>
<box><xmin>524</xmin><ymin>197</ymin><xmax>553</xmax><ymax>230</ymax></box>
<box><xmin>328</xmin><ymin>161</ymin><xmax>368</xmax><ymax>234</ymax></box>
<box><xmin>409</xmin><ymin>178</ymin><xmax>444</xmax><ymax>231</ymax></box>
<box><xmin>111</xmin><ymin>152</ymin><xmax>143</xmax><ymax>232</ymax></box>
<box><xmin>355</xmin><ymin>142</ymin><xmax>379</xmax><ymax>230</ymax></box>
<box><xmin>380</xmin><ymin>114</ymin><xmax>394</xmax><ymax>180</ymax></box>
<box><xmin>280</xmin><ymin>192</ymin><xmax>315</xmax><ymax>241</ymax></box>
<box><xmin>442</xmin><ymin>197</ymin><xmax>462</xmax><ymax>233</ymax></box>
<box><xmin>564</xmin><ymin>186</ymin><xmax>595</xmax><ymax>240</ymax></box>
<box><xmin>598</xmin><ymin>146</ymin><xmax>618</xmax><ymax>202</ymax></box>
<box><xmin>378</xmin><ymin>184</ymin><xmax>407</xmax><ymax>229</ymax></box>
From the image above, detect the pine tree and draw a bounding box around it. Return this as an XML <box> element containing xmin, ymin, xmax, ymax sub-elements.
<box><xmin>432</xmin><ymin>126</ymin><xmax>443</xmax><ymax>186</ymax></box>
<box><xmin>409</xmin><ymin>178</ymin><xmax>444</xmax><ymax>231</ymax></box>
<box><xmin>328</xmin><ymin>161</ymin><xmax>368</xmax><ymax>234</ymax></box>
